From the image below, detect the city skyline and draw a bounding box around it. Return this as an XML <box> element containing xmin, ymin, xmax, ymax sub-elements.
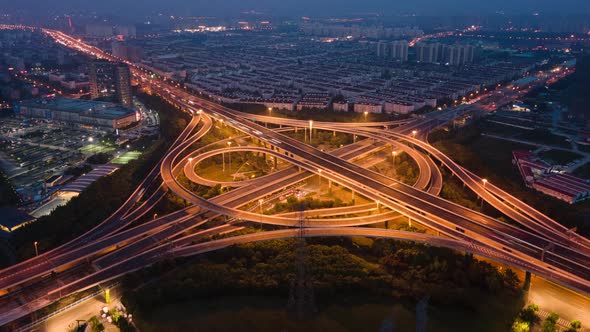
<box><xmin>3</xmin><ymin>0</ymin><xmax>590</xmax><ymax>17</ymax></box>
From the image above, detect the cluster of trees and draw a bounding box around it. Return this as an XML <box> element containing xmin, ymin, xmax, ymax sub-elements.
<box><xmin>64</xmin><ymin>164</ymin><xmax>92</xmax><ymax>176</ymax></box>
<box><xmin>511</xmin><ymin>303</ymin><xmax>540</xmax><ymax>332</ymax></box>
<box><xmin>86</xmin><ymin>153</ymin><xmax>113</xmax><ymax>165</ymax></box>
<box><xmin>265</xmin><ymin>196</ymin><xmax>349</xmax><ymax>215</ymax></box>
<box><xmin>542</xmin><ymin>313</ymin><xmax>561</xmax><ymax>332</ymax></box>
<box><xmin>9</xmin><ymin>94</ymin><xmax>190</xmax><ymax>260</ymax></box>
<box><xmin>87</xmin><ymin>316</ymin><xmax>105</xmax><ymax>332</ymax></box>
<box><xmin>0</xmin><ymin>170</ymin><xmax>21</xmax><ymax>206</ymax></box>
<box><xmin>122</xmin><ymin>236</ymin><xmax>522</xmax><ymax>322</ymax></box>
<box><xmin>539</xmin><ymin>312</ymin><xmax>581</xmax><ymax>332</ymax></box>
<box><xmin>440</xmin><ymin>169</ymin><xmax>481</xmax><ymax>212</ymax></box>
<box><xmin>312</xmin><ymin>130</ymin><xmax>353</xmax><ymax>149</ymax></box>
<box><xmin>393</xmin><ymin>151</ymin><xmax>418</xmax><ymax>185</ymax></box>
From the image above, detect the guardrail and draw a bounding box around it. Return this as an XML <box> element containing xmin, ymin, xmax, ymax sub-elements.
<box><xmin>15</xmin><ymin>283</ymin><xmax>119</xmax><ymax>332</ymax></box>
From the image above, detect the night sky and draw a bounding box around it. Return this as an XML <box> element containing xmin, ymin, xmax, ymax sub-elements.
<box><xmin>3</xmin><ymin>0</ymin><xmax>590</xmax><ymax>17</ymax></box>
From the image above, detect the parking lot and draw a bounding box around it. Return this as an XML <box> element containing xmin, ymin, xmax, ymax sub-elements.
<box><xmin>0</xmin><ymin>117</ymin><xmax>110</xmax><ymax>204</ymax></box>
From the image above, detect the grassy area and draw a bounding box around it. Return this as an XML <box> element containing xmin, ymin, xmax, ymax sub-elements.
<box><xmin>538</xmin><ymin>149</ymin><xmax>583</xmax><ymax>165</ymax></box>
<box><xmin>195</xmin><ymin>152</ymin><xmax>273</xmax><ymax>182</ymax></box>
<box><xmin>111</xmin><ymin>151</ymin><xmax>142</xmax><ymax>165</ymax></box>
<box><xmin>517</xmin><ymin>129</ymin><xmax>571</xmax><ymax>148</ymax></box>
<box><xmin>80</xmin><ymin>143</ymin><xmax>116</xmax><ymax>154</ymax></box>
<box><xmin>479</xmin><ymin>118</ymin><xmax>571</xmax><ymax>148</ymax></box>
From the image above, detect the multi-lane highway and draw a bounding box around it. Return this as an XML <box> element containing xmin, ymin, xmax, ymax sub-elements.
<box><xmin>0</xmin><ymin>26</ymin><xmax>587</xmax><ymax>328</ymax></box>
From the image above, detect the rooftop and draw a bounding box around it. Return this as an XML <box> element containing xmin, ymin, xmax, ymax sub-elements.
<box><xmin>0</xmin><ymin>206</ymin><xmax>35</xmax><ymax>232</ymax></box>
<box><xmin>19</xmin><ymin>98</ymin><xmax>136</xmax><ymax>120</ymax></box>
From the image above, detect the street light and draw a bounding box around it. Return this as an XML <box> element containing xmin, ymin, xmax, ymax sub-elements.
<box><xmin>480</xmin><ymin>179</ymin><xmax>488</xmax><ymax>209</ymax></box>
<box><xmin>268</xmin><ymin>107</ymin><xmax>272</xmax><ymax>114</ymax></box>
<box><xmin>364</xmin><ymin>111</ymin><xmax>368</xmax><ymax>121</ymax></box>
<box><xmin>392</xmin><ymin>150</ymin><xmax>397</xmax><ymax>168</ymax></box>
<box><xmin>309</xmin><ymin>120</ymin><xmax>313</xmax><ymax>142</ymax></box>
<box><xmin>412</xmin><ymin>130</ymin><xmax>417</xmax><ymax>137</ymax></box>
<box><xmin>87</xmin><ymin>137</ymin><xmax>95</xmax><ymax>154</ymax></box>
<box><xmin>34</xmin><ymin>241</ymin><xmax>38</xmax><ymax>257</ymax></box>
<box><xmin>318</xmin><ymin>168</ymin><xmax>322</xmax><ymax>191</ymax></box>
<box><xmin>227</xmin><ymin>141</ymin><xmax>232</xmax><ymax>172</ymax></box>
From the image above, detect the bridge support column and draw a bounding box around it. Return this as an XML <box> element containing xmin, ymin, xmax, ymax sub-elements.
<box><xmin>523</xmin><ymin>271</ymin><xmax>531</xmax><ymax>291</ymax></box>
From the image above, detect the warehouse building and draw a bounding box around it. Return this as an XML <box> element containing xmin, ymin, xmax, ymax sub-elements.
<box><xmin>16</xmin><ymin>98</ymin><xmax>139</xmax><ymax>130</ymax></box>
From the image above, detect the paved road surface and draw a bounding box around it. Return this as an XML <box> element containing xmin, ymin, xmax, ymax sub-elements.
<box><xmin>528</xmin><ymin>276</ymin><xmax>590</xmax><ymax>329</ymax></box>
<box><xmin>38</xmin><ymin>292</ymin><xmax>120</xmax><ymax>332</ymax></box>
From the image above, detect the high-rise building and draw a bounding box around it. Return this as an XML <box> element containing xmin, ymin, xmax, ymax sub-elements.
<box><xmin>85</xmin><ymin>23</ymin><xmax>113</xmax><ymax>38</ymax></box>
<box><xmin>111</xmin><ymin>41</ymin><xmax>143</xmax><ymax>62</ymax></box>
<box><xmin>377</xmin><ymin>40</ymin><xmax>388</xmax><ymax>57</ymax></box>
<box><xmin>442</xmin><ymin>44</ymin><xmax>475</xmax><ymax>66</ymax></box>
<box><xmin>376</xmin><ymin>40</ymin><xmax>408</xmax><ymax>62</ymax></box>
<box><xmin>415</xmin><ymin>43</ymin><xmax>442</xmax><ymax>63</ymax></box>
<box><xmin>415</xmin><ymin>43</ymin><xmax>475</xmax><ymax>65</ymax></box>
<box><xmin>114</xmin><ymin>25</ymin><xmax>136</xmax><ymax>39</ymax></box>
<box><xmin>114</xmin><ymin>64</ymin><xmax>133</xmax><ymax>107</ymax></box>
<box><xmin>88</xmin><ymin>59</ymin><xmax>115</xmax><ymax>99</ymax></box>
<box><xmin>390</xmin><ymin>40</ymin><xmax>409</xmax><ymax>62</ymax></box>
<box><xmin>88</xmin><ymin>60</ymin><xmax>133</xmax><ymax>106</ymax></box>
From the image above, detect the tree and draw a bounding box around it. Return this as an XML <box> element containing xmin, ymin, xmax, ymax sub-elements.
<box><xmin>512</xmin><ymin>319</ymin><xmax>530</xmax><ymax>332</ymax></box>
<box><xmin>504</xmin><ymin>268</ymin><xmax>520</xmax><ymax>289</ymax></box>
<box><xmin>519</xmin><ymin>304</ymin><xmax>539</xmax><ymax>324</ymax></box>
<box><xmin>570</xmin><ymin>320</ymin><xmax>582</xmax><ymax>330</ymax></box>
<box><xmin>541</xmin><ymin>313</ymin><xmax>560</xmax><ymax>332</ymax></box>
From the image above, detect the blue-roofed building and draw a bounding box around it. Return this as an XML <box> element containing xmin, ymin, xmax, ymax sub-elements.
<box><xmin>514</xmin><ymin>76</ymin><xmax>538</xmax><ymax>87</ymax></box>
<box><xmin>17</xmin><ymin>97</ymin><xmax>139</xmax><ymax>130</ymax></box>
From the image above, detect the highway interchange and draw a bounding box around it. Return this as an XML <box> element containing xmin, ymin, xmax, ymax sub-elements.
<box><xmin>0</xmin><ymin>26</ymin><xmax>588</xmax><ymax>328</ymax></box>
